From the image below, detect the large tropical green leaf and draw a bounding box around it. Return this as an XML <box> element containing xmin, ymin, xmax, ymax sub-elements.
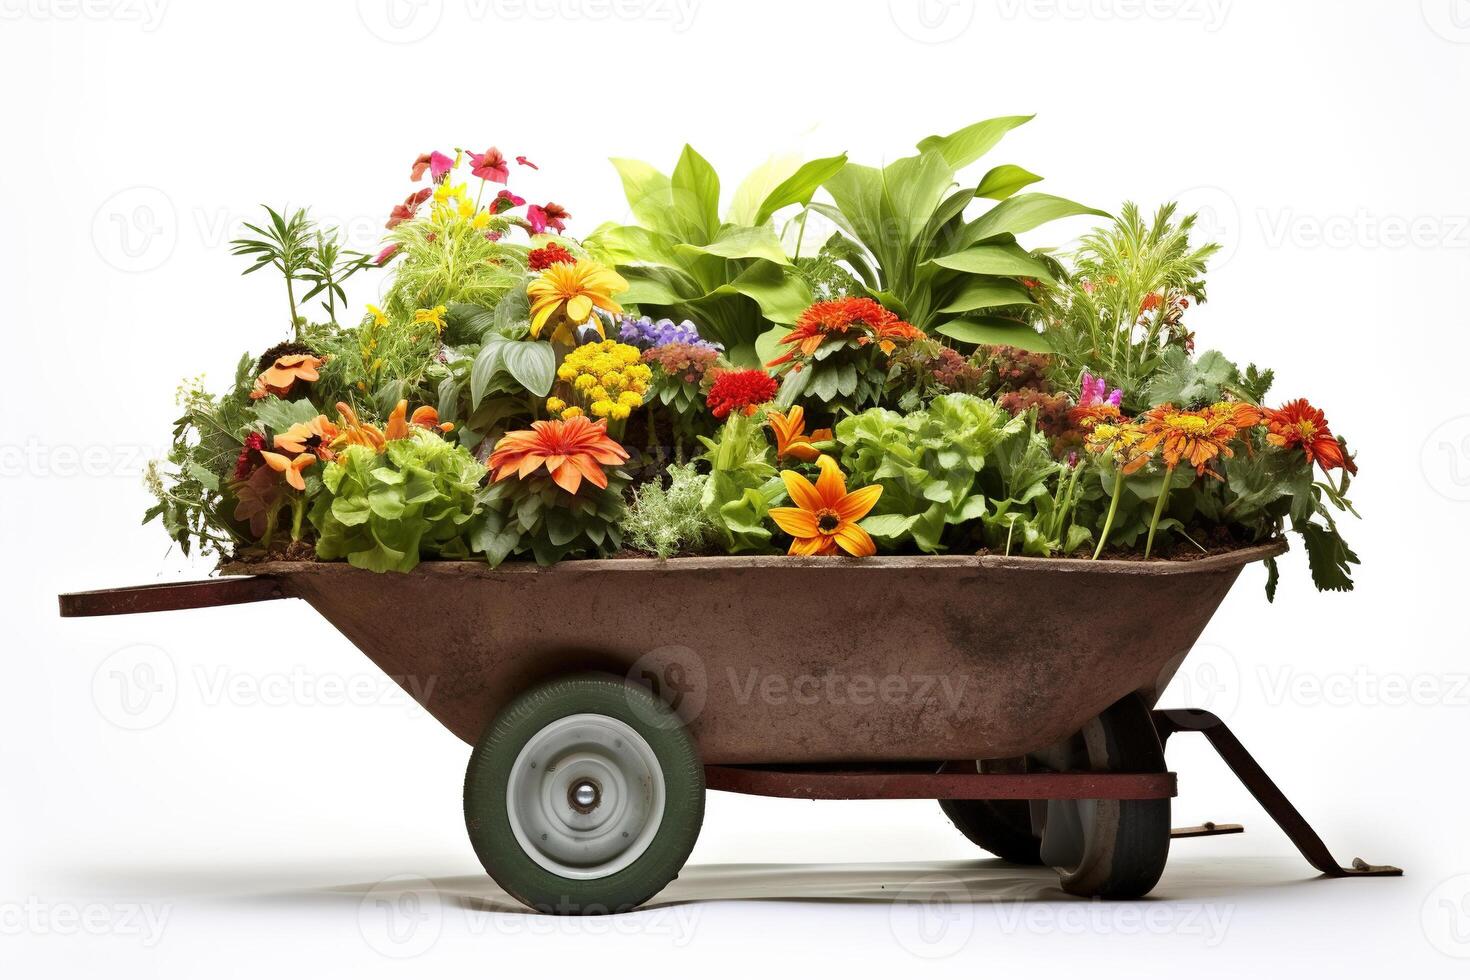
<box><xmin>963</xmin><ymin>193</ymin><xmax>1108</xmax><ymax>247</ymax></box>
<box><xmin>929</xmin><ymin>243</ymin><xmax>1054</xmax><ymax>281</ymax></box>
<box><xmin>936</xmin><ymin>280</ymin><xmax>1035</xmax><ymax>314</ymax></box>
<box><xmin>753</xmin><ymin>154</ymin><xmax>848</xmax><ymax>225</ymax></box>
<box><xmin>708</xmin><ymin>260</ymin><xmax>812</xmax><ymax>324</ymax></box>
<box><xmin>677</xmin><ymin>225</ymin><xmax>790</xmax><ymax>265</ymax></box>
<box><xmin>670</xmin><ymin>145</ymin><xmax>721</xmax><ymax>243</ymax></box>
<box><xmin>936</xmin><ymin>316</ymin><xmax>1053</xmax><ymax>351</ymax></box>
<box><xmin>915</xmin><ymin>115</ymin><xmax>1033</xmax><ymax>170</ymax></box>
<box><xmin>609</xmin><ymin>158</ymin><xmax>674</xmax><ymax>233</ymax></box>
<box><xmin>974</xmin><ymin>164</ymin><xmax>1044</xmax><ymax>201</ymax></box>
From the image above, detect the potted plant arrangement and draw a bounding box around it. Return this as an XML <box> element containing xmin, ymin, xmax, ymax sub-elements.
<box><xmin>64</xmin><ymin>117</ymin><xmax>1392</xmax><ymax>914</ymax></box>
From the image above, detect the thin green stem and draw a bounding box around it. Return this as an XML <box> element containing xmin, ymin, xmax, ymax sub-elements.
<box><xmin>792</xmin><ymin>208</ymin><xmax>811</xmax><ymax>262</ymax></box>
<box><xmin>1092</xmin><ymin>469</ymin><xmax>1125</xmax><ymax>560</ymax></box>
<box><xmin>1144</xmin><ymin>467</ymin><xmax>1174</xmax><ymax>559</ymax></box>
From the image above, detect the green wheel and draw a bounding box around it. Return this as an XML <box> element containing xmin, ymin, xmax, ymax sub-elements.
<box><xmin>464</xmin><ymin>674</ymin><xmax>705</xmax><ymax>914</ymax></box>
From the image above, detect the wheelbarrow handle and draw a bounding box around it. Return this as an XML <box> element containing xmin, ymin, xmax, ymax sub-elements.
<box><xmin>58</xmin><ymin>577</ymin><xmax>286</xmax><ymax>618</ymax></box>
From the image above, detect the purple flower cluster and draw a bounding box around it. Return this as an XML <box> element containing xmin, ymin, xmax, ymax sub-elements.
<box><xmin>616</xmin><ymin>316</ymin><xmax>721</xmax><ymax>352</ymax></box>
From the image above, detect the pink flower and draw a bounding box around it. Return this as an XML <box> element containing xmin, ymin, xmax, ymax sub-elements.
<box><xmin>491</xmin><ymin>189</ymin><xmax>525</xmax><ymax>215</ymax></box>
<box><xmin>469</xmin><ymin>147</ymin><xmax>509</xmax><ymax>183</ymax></box>
<box><xmin>1079</xmin><ymin>370</ymin><xmax>1123</xmax><ymax>408</ymax></box>
<box><xmin>526</xmin><ymin>202</ymin><xmax>570</xmax><ymax>234</ymax></box>
<box><xmin>411</xmin><ymin>151</ymin><xmax>454</xmax><ymax>183</ymax></box>
<box><xmin>373</xmin><ymin>243</ymin><xmax>400</xmax><ymax>266</ymax></box>
<box><xmin>385</xmin><ymin>188</ymin><xmax>432</xmax><ymax>230</ymax></box>
<box><xmin>516</xmin><ymin>155</ymin><xmax>538</xmax><ymax>170</ymax></box>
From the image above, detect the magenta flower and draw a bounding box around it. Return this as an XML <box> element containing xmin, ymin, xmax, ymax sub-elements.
<box><xmin>469</xmin><ymin>147</ymin><xmax>509</xmax><ymax>183</ymax></box>
<box><xmin>411</xmin><ymin>151</ymin><xmax>454</xmax><ymax>183</ymax></box>
<box><xmin>1079</xmin><ymin>370</ymin><xmax>1123</xmax><ymax>408</ymax></box>
<box><xmin>516</xmin><ymin>155</ymin><xmax>538</xmax><ymax>170</ymax></box>
<box><xmin>526</xmin><ymin>202</ymin><xmax>570</xmax><ymax>234</ymax></box>
<box><xmin>385</xmin><ymin>187</ymin><xmax>432</xmax><ymax>230</ymax></box>
<box><xmin>491</xmin><ymin>189</ymin><xmax>525</xmax><ymax>215</ymax></box>
<box><xmin>373</xmin><ymin>243</ymin><xmax>400</xmax><ymax>266</ymax></box>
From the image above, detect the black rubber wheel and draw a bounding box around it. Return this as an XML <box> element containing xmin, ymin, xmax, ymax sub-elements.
<box><xmin>938</xmin><ymin>759</ymin><xmax>1043</xmax><ymax>865</ymax></box>
<box><xmin>464</xmin><ymin>674</ymin><xmax>705</xmax><ymax>914</ymax></box>
<box><xmin>1034</xmin><ymin>693</ymin><xmax>1171</xmax><ymax>899</ymax></box>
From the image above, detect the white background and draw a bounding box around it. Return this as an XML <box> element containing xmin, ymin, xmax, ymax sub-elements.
<box><xmin>3</xmin><ymin>0</ymin><xmax>1469</xmax><ymax>975</ymax></box>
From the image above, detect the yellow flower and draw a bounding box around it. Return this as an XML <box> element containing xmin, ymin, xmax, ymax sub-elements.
<box><xmin>601</xmin><ymin>372</ymin><xmax>623</xmax><ymax>389</ymax></box>
<box><xmin>527</xmin><ymin>260</ymin><xmax>628</xmax><ymax>344</ymax></box>
<box><xmin>561</xmin><ymin>406</ymin><xmax>584</xmax><ymax>418</ymax></box>
<box><xmin>617</xmin><ymin>390</ymin><xmax>643</xmax><ymax>407</ymax></box>
<box><xmin>471</xmin><ymin>210</ymin><xmax>490</xmax><ymax>230</ymax></box>
<box><xmin>609</xmin><ymin>403</ymin><xmax>631</xmax><ymax>420</ymax></box>
<box><xmin>589</xmin><ymin>400</ymin><xmax>614</xmax><ymax>417</ymax></box>
<box><xmin>546</xmin><ymin>396</ymin><xmax>566</xmax><ymax>414</ymax></box>
<box><xmin>457</xmin><ymin>198</ymin><xmax>475</xmax><ymax>220</ymax></box>
<box><xmin>574</xmin><ymin>374</ymin><xmax>596</xmax><ymax>391</ymax></box>
<box><xmin>413</xmin><ymin>305</ymin><xmax>448</xmax><ymax>334</ymax></box>
<box><xmin>366</xmin><ymin>304</ymin><xmax>388</xmax><ymax>327</ymax></box>
<box><xmin>434</xmin><ymin>181</ymin><xmax>466</xmax><ymax>204</ymax></box>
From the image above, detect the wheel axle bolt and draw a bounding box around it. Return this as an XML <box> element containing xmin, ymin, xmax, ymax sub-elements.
<box><xmin>569</xmin><ymin>780</ymin><xmax>601</xmax><ymax>813</ymax></box>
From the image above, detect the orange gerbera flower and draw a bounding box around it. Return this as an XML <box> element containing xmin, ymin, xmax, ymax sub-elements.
<box><xmin>1129</xmin><ymin>401</ymin><xmax>1260</xmax><ymax>478</ymax></box>
<box><xmin>250</xmin><ymin>353</ymin><xmax>323</xmax><ymax>400</ymax></box>
<box><xmin>382</xmin><ymin>399</ymin><xmax>454</xmax><ymax>441</ymax></box>
<box><xmin>767</xmin><ymin>298</ymin><xmax>919</xmax><ymax>367</ymax></box>
<box><xmin>1262</xmin><ymin>399</ymin><xmax>1356</xmax><ymax>474</ymax></box>
<box><xmin>487</xmin><ymin>415</ymin><xmax>630</xmax><ymax>495</ymax></box>
<box><xmin>769</xmin><ymin>455</ymin><xmax>883</xmax><ymax>557</ymax></box>
<box><xmin>273</xmin><ymin>415</ymin><xmax>340</xmax><ymax>461</ymax></box>
<box><xmin>766</xmin><ymin>406</ymin><xmax>832</xmax><ymax>462</ymax></box>
<box><xmin>260</xmin><ymin>449</ymin><xmax>315</xmax><ymax>491</ymax></box>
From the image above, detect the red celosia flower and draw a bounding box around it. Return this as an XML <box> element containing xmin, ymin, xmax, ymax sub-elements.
<box><xmin>516</xmin><ymin>155</ymin><xmax>538</xmax><ymax>169</ymax></box>
<box><xmin>528</xmin><ymin>242</ymin><xmax>576</xmax><ymax>271</ymax></box>
<box><xmin>706</xmin><ymin>369</ymin><xmax>778</xmax><ymax>420</ymax></box>
<box><xmin>526</xmin><ymin>202</ymin><xmax>570</xmax><ymax>234</ymax></box>
<box><xmin>767</xmin><ymin>297</ymin><xmax>919</xmax><ymax>367</ymax></box>
<box><xmin>1263</xmin><ymin>399</ymin><xmax>1356</xmax><ymax>474</ymax></box>
<box><xmin>469</xmin><ymin>147</ymin><xmax>509</xmax><ymax>183</ymax></box>
<box><xmin>234</xmin><ymin>431</ymin><xmax>267</xmax><ymax>479</ymax></box>
<box><xmin>385</xmin><ymin>188</ymin><xmax>432</xmax><ymax>230</ymax></box>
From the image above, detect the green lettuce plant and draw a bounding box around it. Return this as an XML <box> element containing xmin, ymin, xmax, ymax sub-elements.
<box><xmin>696</xmin><ymin>412</ymin><xmax>785</xmax><ymax>553</ymax></box>
<box><xmin>835</xmin><ymin>393</ymin><xmax>1026</xmax><ymax>553</ymax></box>
<box><xmin>309</xmin><ymin>431</ymin><xmax>484</xmax><ymax>572</ymax></box>
<box><xmin>589</xmin><ymin>146</ymin><xmax>844</xmax><ymax>364</ymax></box>
<box><xmin>806</xmin><ymin>115</ymin><xmax>1103</xmax><ymax>351</ymax></box>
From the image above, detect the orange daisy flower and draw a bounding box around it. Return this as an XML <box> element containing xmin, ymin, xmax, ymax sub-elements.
<box><xmin>260</xmin><ymin>450</ymin><xmax>315</xmax><ymax>491</ymax></box>
<box><xmin>1262</xmin><ymin>399</ymin><xmax>1356</xmax><ymax>474</ymax></box>
<box><xmin>766</xmin><ymin>406</ymin><xmax>833</xmax><ymax>463</ymax></box>
<box><xmin>1130</xmin><ymin>401</ymin><xmax>1260</xmax><ymax>478</ymax></box>
<box><xmin>250</xmin><ymin>353</ymin><xmax>323</xmax><ymax>400</ymax></box>
<box><xmin>487</xmin><ymin>415</ymin><xmax>630</xmax><ymax>495</ymax></box>
<box><xmin>273</xmin><ymin>415</ymin><xmax>340</xmax><ymax>460</ymax></box>
<box><xmin>769</xmin><ymin>455</ymin><xmax>883</xmax><ymax>557</ymax></box>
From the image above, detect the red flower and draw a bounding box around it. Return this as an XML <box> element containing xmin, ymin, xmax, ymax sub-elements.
<box><xmin>373</xmin><ymin>243</ymin><xmax>400</xmax><ymax>266</ymax></box>
<box><xmin>234</xmin><ymin>432</ymin><xmax>267</xmax><ymax>479</ymax></box>
<box><xmin>411</xmin><ymin>151</ymin><xmax>454</xmax><ymax>183</ymax></box>
<box><xmin>528</xmin><ymin>242</ymin><xmax>576</xmax><ymax>271</ymax></box>
<box><xmin>527</xmin><ymin>202</ymin><xmax>570</xmax><ymax>234</ymax></box>
<box><xmin>1263</xmin><ymin>399</ymin><xmax>1357</xmax><ymax>474</ymax></box>
<box><xmin>516</xmin><ymin>155</ymin><xmax>538</xmax><ymax>169</ymax></box>
<box><xmin>767</xmin><ymin>297</ymin><xmax>919</xmax><ymax>367</ymax></box>
<box><xmin>491</xmin><ymin>189</ymin><xmax>525</xmax><ymax>214</ymax></box>
<box><xmin>469</xmin><ymin>147</ymin><xmax>509</xmax><ymax>183</ymax></box>
<box><xmin>706</xmin><ymin>369</ymin><xmax>778</xmax><ymax>420</ymax></box>
<box><xmin>385</xmin><ymin>187</ymin><xmax>432</xmax><ymax>230</ymax></box>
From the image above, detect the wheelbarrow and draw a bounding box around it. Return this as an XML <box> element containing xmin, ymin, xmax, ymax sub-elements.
<box><xmin>59</xmin><ymin>540</ymin><xmax>1399</xmax><ymax>913</ymax></box>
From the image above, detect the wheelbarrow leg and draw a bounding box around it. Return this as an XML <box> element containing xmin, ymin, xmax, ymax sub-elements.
<box><xmin>1152</xmin><ymin>708</ymin><xmax>1401</xmax><ymax>878</ymax></box>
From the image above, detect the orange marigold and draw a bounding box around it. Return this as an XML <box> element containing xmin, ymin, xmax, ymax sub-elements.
<box><xmin>1129</xmin><ymin>401</ymin><xmax>1261</xmax><ymax>478</ymax></box>
<box><xmin>767</xmin><ymin>298</ymin><xmax>921</xmax><ymax>367</ymax></box>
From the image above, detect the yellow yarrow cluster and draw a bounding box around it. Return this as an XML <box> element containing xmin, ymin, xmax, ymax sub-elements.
<box><xmin>549</xmin><ymin>340</ymin><xmax>652</xmax><ymax>421</ymax></box>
